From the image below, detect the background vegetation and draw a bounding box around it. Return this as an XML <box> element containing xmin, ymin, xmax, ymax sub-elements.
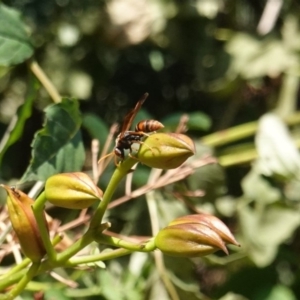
<box><xmin>1</xmin><ymin>0</ymin><xmax>300</xmax><ymax>299</ymax></box>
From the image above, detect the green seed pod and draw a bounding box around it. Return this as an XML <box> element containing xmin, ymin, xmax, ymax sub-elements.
<box><xmin>45</xmin><ymin>172</ymin><xmax>103</xmax><ymax>209</ymax></box>
<box><xmin>155</xmin><ymin>222</ymin><xmax>228</xmax><ymax>257</ymax></box>
<box><xmin>2</xmin><ymin>185</ymin><xmax>47</xmax><ymax>262</ymax></box>
<box><xmin>137</xmin><ymin>133</ymin><xmax>195</xmax><ymax>169</ymax></box>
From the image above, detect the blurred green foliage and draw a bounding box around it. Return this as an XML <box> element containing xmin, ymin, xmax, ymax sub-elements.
<box><xmin>1</xmin><ymin>0</ymin><xmax>300</xmax><ymax>299</ymax></box>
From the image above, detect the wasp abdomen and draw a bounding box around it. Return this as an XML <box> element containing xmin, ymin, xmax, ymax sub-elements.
<box><xmin>135</xmin><ymin>120</ymin><xmax>164</xmax><ymax>133</ymax></box>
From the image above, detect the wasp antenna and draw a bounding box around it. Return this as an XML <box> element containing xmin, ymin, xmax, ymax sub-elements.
<box><xmin>141</xmin><ymin>92</ymin><xmax>149</xmax><ymax>101</ymax></box>
<box><xmin>98</xmin><ymin>152</ymin><xmax>114</xmax><ymax>164</ymax></box>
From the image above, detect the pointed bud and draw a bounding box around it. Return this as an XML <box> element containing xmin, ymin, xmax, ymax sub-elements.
<box><xmin>155</xmin><ymin>223</ymin><xmax>228</xmax><ymax>257</ymax></box>
<box><xmin>137</xmin><ymin>133</ymin><xmax>195</xmax><ymax>169</ymax></box>
<box><xmin>45</xmin><ymin>172</ymin><xmax>103</xmax><ymax>209</ymax></box>
<box><xmin>168</xmin><ymin>214</ymin><xmax>240</xmax><ymax>246</ymax></box>
<box><xmin>1</xmin><ymin>185</ymin><xmax>47</xmax><ymax>262</ymax></box>
<box><xmin>155</xmin><ymin>214</ymin><xmax>239</xmax><ymax>257</ymax></box>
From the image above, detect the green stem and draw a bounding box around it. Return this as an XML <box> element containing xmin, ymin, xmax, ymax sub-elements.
<box><xmin>66</xmin><ymin>248</ymin><xmax>132</xmax><ymax>266</ymax></box>
<box><xmin>201</xmin><ymin>111</ymin><xmax>300</xmax><ymax>148</ymax></box>
<box><xmin>0</xmin><ymin>247</ymin><xmax>134</xmax><ymax>292</ymax></box>
<box><xmin>89</xmin><ymin>158</ymin><xmax>137</xmax><ymax>229</ymax></box>
<box><xmin>0</xmin><ymin>235</ymin><xmax>62</xmax><ymax>293</ymax></box>
<box><xmin>201</xmin><ymin>121</ymin><xmax>258</xmax><ymax>147</ymax></box>
<box><xmin>36</xmin><ymin>158</ymin><xmax>136</xmax><ymax>265</ymax></box>
<box><xmin>55</xmin><ymin>230</ymin><xmax>94</xmax><ymax>263</ymax></box>
<box><xmin>5</xmin><ymin>262</ymin><xmax>40</xmax><ymax>300</ymax></box>
<box><xmin>55</xmin><ymin>158</ymin><xmax>136</xmax><ymax>261</ymax></box>
<box><xmin>29</xmin><ymin>60</ymin><xmax>61</xmax><ymax>103</ymax></box>
<box><xmin>94</xmin><ymin>234</ymin><xmax>156</xmax><ymax>252</ymax></box>
<box><xmin>0</xmin><ymin>258</ymin><xmax>31</xmax><ymax>281</ymax></box>
<box><xmin>56</xmin><ymin>158</ymin><xmax>136</xmax><ymax>260</ymax></box>
<box><xmin>32</xmin><ymin>192</ymin><xmax>56</xmax><ymax>261</ymax></box>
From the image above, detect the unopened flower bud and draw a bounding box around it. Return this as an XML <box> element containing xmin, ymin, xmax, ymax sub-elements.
<box><xmin>155</xmin><ymin>214</ymin><xmax>239</xmax><ymax>257</ymax></box>
<box><xmin>155</xmin><ymin>222</ymin><xmax>227</xmax><ymax>257</ymax></box>
<box><xmin>1</xmin><ymin>185</ymin><xmax>47</xmax><ymax>262</ymax></box>
<box><xmin>168</xmin><ymin>214</ymin><xmax>240</xmax><ymax>246</ymax></box>
<box><xmin>45</xmin><ymin>172</ymin><xmax>103</xmax><ymax>209</ymax></box>
<box><xmin>137</xmin><ymin>133</ymin><xmax>195</xmax><ymax>169</ymax></box>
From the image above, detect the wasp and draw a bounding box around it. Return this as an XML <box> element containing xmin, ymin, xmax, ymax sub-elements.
<box><xmin>99</xmin><ymin>93</ymin><xmax>164</xmax><ymax>165</ymax></box>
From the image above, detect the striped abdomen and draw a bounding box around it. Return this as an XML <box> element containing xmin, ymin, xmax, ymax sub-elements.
<box><xmin>135</xmin><ymin>120</ymin><xmax>164</xmax><ymax>133</ymax></box>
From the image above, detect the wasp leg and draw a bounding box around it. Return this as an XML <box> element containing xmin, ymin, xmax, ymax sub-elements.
<box><xmin>114</xmin><ymin>155</ymin><xmax>119</xmax><ymax>166</ymax></box>
<box><xmin>130</xmin><ymin>141</ymin><xmax>154</xmax><ymax>157</ymax></box>
<box><xmin>128</xmin><ymin>153</ymin><xmax>140</xmax><ymax>161</ymax></box>
<box><xmin>138</xmin><ymin>141</ymin><xmax>153</xmax><ymax>152</ymax></box>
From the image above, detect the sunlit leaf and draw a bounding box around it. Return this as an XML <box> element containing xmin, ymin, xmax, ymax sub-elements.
<box><xmin>239</xmin><ymin>203</ymin><xmax>300</xmax><ymax>267</ymax></box>
<box><xmin>264</xmin><ymin>284</ymin><xmax>297</xmax><ymax>300</ymax></box>
<box><xmin>242</xmin><ymin>169</ymin><xmax>281</xmax><ymax>205</ymax></box>
<box><xmin>219</xmin><ymin>292</ymin><xmax>248</xmax><ymax>300</ymax></box>
<box><xmin>97</xmin><ymin>268</ymin><xmax>125</xmax><ymax>300</ymax></box>
<box><xmin>21</xmin><ymin>99</ymin><xmax>83</xmax><ymax>182</ymax></box>
<box><xmin>0</xmin><ymin>3</ymin><xmax>34</xmax><ymax>66</ymax></box>
<box><xmin>226</xmin><ymin>33</ymin><xmax>297</xmax><ymax>78</ymax></box>
<box><xmin>255</xmin><ymin>113</ymin><xmax>300</xmax><ymax>180</ymax></box>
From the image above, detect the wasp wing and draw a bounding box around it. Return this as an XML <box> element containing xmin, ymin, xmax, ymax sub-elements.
<box><xmin>119</xmin><ymin>93</ymin><xmax>149</xmax><ymax>137</ymax></box>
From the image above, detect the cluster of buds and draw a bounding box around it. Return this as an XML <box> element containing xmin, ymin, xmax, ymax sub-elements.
<box><xmin>2</xmin><ymin>185</ymin><xmax>47</xmax><ymax>262</ymax></box>
<box><xmin>1</xmin><ymin>172</ymin><xmax>103</xmax><ymax>261</ymax></box>
<box><xmin>155</xmin><ymin>214</ymin><xmax>239</xmax><ymax>257</ymax></box>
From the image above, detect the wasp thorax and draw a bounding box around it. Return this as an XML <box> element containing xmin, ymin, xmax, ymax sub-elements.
<box><xmin>135</xmin><ymin>120</ymin><xmax>164</xmax><ymax>133</ymax></box>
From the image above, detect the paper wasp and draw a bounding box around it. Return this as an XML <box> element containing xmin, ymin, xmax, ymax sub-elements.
<box><xmin>99</xmin><ymin>93</ymin><xmax>164</xmax><ymax>165</ymax></box>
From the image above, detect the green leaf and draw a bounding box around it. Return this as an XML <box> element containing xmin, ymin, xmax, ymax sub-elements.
<box><xmin>264</xmin><ymin>285</ymin><xmax>297</xmax><ymax>300</ymax></box>
<box><xmin>239</xmin><ymin>203</ymin><xmax>300</xmax><ymax>267</ymax></box>
<box><xmin>82</xmin><ymin>113</ymin><xmax>109</xmax><ymax>146</ymax></box>
<box><xmin>0</xmin><ymin>80</ymin><xmax>36</xmax><ymax>165</ymax></box>
<box><xmin>98</xmin><ymin>269</ymin><xmax>124</xmax><ymax>300</ymax></box>
<box><xmin>0</xmin><ymin>3</ymin><xmax>34</xmax><ymax>66</ymax></box>
<box><xmin>162</xmin><ymin>112</ymin><xmax>211</xmax><ymax>131</ymax></box>
<box><xmin>188</xmin><ymin>112</ymin><xmax>212</xmax><ymax>130</ymax></box>
<box><xmin>21</xmin><ymin>98</ymin><xmax>83</xmax><ymax>182</ymax></box>
<box><xmin>255</xmin><ymin>113</ymin><xmax>300</xmax><ymax>180</ymax></box>
<box><xmin>226</xmin><ymin>33</ymin><xmax>296</xmax><ymax>79</ymax></box>
<box><xmin>45</xmin><ymin>288</ymin><xmax>72</xmax><ymax>300</ymax></box>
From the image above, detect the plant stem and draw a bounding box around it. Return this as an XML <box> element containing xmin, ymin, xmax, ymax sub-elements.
<box><xmin>89</xmin><ymin>158</ymin><xmax>137</xmax><ymax>229</ymax></box>
<box><xmin>0</xmin><ymin>258</ymin><xmax>31</xmax><ymax>281</ymax></box>
<box><xmin>201</xmin><ymin>110</ymin><xmax>300</xmax><ymax>148</ymax></box>
<box><xmin>55</xmin><ymin>158</ymin><xmax>137</xmax><ymax>260</ymax></box>
<box><xmin>5</xmin><ymin>262</ymin><xmax>40</xmax><ymax>300</ymax></box>
<box><xmin>29</xmin><ymin>60</ymin><xmax>61</xmax><ymax>103</ymax></box>
<box><xmin>32</xmin><ymin>192</ymin><xmax>56</xmax><ymax>261</ymax></box>
<box><xmin>55</xmin><ymin>230</ymin><xmax>94</xmax><ymax>263</ymax></box>
<box><xmin>0</xmin><ymin>235</ymin><xmax>62</xmax><ymax>293</ymax></box>
<box><xmin>201</xmin><ymin>121</ymin><xmax>258</xmax><ymax>147</ymax></box>
<box><xmin>66</xmin><ymin>248</ymin><xmax>132</xmax><ymax>266</ymax></box>
<box><xmin>94</xmin><ymin>234</ymin><xmax>156</xmax><ymax>252</ymax></box>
